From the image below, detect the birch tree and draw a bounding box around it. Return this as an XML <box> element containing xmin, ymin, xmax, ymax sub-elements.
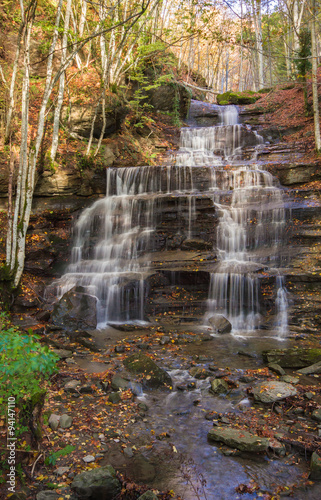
<box><xmin>6</xmin><ymin>0</ymin><xmax>153</xmax><ymax>287</ymax></box>
<box><xmin>310</xmin><ymin>0</ymin><xmax>321</xmax><ymax>151</ymax></box>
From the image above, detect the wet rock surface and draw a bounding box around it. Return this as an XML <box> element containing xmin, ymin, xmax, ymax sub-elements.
<box><xmin>52</xmin><ymin>287</ymin><xmax>98</xmax><ymax>330</ymax></box>
<box><xmin>208</xmin><ymin>426</ymin><xmax>270</xmax><ymax>452</ymax></box>
<box><xmin>252</xmin><ymin>380</ymin><xmax>297</xmax><ymax>403</ymax></box>
<box><xmin>123</xmin><ymin>352</ymin><xmax>172</xmax><ymax>389</ymax></box>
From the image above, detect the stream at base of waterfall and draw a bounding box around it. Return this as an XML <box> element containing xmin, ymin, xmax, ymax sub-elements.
<box><xmin>48</xmin><ymin>104</ymin><xmax>289</xmax><ymax>336</ymax></box>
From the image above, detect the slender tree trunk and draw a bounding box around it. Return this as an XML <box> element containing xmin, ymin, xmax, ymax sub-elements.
<box><xmin>5</xmin><ymin>4</ymin><xmax>27</xmax><ymax>143</ymax></box>
<box><xmin>51</xmin><ymin>0</ymin><xmax>72</xmax><ymax>162</ymax></box>
<box><xmin>311</xmin><ymin>0</ymin><xmax>321</xmax><ymax>151</ymax></box>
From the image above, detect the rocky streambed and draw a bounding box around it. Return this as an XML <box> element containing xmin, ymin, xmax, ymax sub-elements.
<box><xmin>25</xmin><ymin>321</ymin><xmax>321</xmax><ymax>500</ymax></box>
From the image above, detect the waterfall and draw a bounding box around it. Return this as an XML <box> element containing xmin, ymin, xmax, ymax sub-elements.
<box><xmin>49</xmin><ymin>103</ymin><xmax>288</xmax><ymax>334</ymax></box>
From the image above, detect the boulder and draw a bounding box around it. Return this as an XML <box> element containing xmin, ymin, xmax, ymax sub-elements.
<box><xmin>252</xmin><ymin>381</ymin><xmax>297</xmax><ymax>403</ymax></box>
<box><xmin>146</xmin><ymin>83</ymin><xmax>191</xmax><ymax>118</ymax></box>
<box><xmin>208</xmin><ymin>314</ymin><xmax>232</xmax><ymax>334</ymax></box>
<box><xmin>310</xmin><ymin>452</ymin><xmax>321</xmax><ymax>481</ymax></box>
<box><xmin>262</xmin><ymin>348</ymin><xmax>321</xmax><ymax>368</ymax></box>
<box><xmin>71</xmin><ymin>465</ymin><xmax>121</xmax><ymax>500</ymax></box>
<box><xmin>111</xmin><ymin>374</ymin><xmax>130</xmax><ymax>391</ymax></box>
<box><xmin>208</xmin><ymin>427</ymin><xmax>270</xmax><ymax>452</ymax></box>
<box><xmin>52</xmin><ymin>287</ymin><xmax>97</xmax><ymax>331</ymax></box>
<box><xmin>62</xmin><ymin>103</ymin><xmax>129</xmax><ymax>139</ymax></box>
<box><xmin>123</xmin><ymin>353</ymin><xmax>172</xmax><ymax>388</ymax></box>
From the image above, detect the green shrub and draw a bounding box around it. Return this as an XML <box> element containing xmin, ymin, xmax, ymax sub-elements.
<box><xmin>45</xmin><ymin>445</ymin><xmax>76</xmax><ymax>466</ymax></box>
<box><xmin>0</xmin><ymin>312</ymin><xmax>58</xmax><ymax>415</ymax></box>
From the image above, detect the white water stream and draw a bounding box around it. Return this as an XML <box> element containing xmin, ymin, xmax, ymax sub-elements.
<box><xmin>51</xmin><ymin>105</ymin><xmax>288</xmax><ymax>334</ymax></box>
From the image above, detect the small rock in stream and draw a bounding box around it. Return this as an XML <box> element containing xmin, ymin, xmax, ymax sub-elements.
<box><xmin>268</xmin><ymin>363</ymin><xmax>285</xmax><ymax>376</ymax></box>
<box><xmin>310</xmin><ymin>452</ymin><xmax>321</xmax><ymax>480</ymax></box>
<box><xmin>280</xmin><ymin>375</ymin><xmax>299</xmax><ymax>384</ymax></box>
<box><xmin>208</xmin><ymin>314</ymin><xmax>232</xmax><ymax>334</ymax></box>
<box><xmin>209</xmin><ymin>379</ymin><xmax>229</xmax><ymax>395</ymax></box>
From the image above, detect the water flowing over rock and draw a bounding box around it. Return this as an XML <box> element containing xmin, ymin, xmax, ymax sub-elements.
<box><xmin>47</xmin><ymin>102</ymin><xmax>289</xmax><ymax>334</ymax></box>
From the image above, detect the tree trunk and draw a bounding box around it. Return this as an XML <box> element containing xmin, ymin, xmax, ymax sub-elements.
<box><xmin>311</xmin><ymin>0</ymin><xmax>321</xmax><ymax>151</ymax></box>
<box><xmin>51</xmin><ymin>0</ymin><xmax>72</xmax><ymax>163</ymax></box>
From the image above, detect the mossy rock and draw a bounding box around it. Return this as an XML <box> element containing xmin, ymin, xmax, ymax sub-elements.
<box><xmin>258</xmin><ymin>87</ymin><xmax>272</xmax><ymax>94</ymax></box>
<box><xmin>217</xmin><ymin>91</ymin><xmax>260</xmax><ymax>105</ymax></box>
<box><xmin>262</xmin><ymin>348</ymin><xmax>321</xmax><ymax>368</ymax></box>
<box><xmin>123</xmin><ymin>352</ymin><xmax>172</xmax><ymax>388</ymax></box>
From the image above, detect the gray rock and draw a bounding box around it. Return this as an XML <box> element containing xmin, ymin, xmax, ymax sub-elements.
<box><xmin>262</xmin><ymin>348</ymin><xmax>321</xmax><ymax>368</ymax></box>
<box><xmin>297</xmin><ymin>360</ymin><xmax>321</xmax><ymax>375</ymax></box>
<box><xmin>129</xmin><ymin>381</ymin><xmax>143</xmax><ymax>396</ymax></box>
<box><xmin>71</xmin><ymin>465</ymin><xmax>121</xmax><ymax>499</ymax></box>
<box><xmin>252</xmin><ymin>381</ymin><xmax>297</xmax><ymax>403</ymax></box>
<box><xmin>62</xmin><ymin>104</ymin><xmax>128</xmax><ymax>140</ymax></box>
<box><xmin>312</xmin><ymin>408</ymin><xmax>321</xmax><ymax>423</ymax></box>
<box><xmin>280</xmin><ymin>375</ymin><xmax>299</xmax><ymax>385</ymax></box>
<box><xmin>79</xmin><ymin>385</ymin><xmax>93</xmax><ymax>394</ymax></box>
<box><xmin>111</xmin><ymin>374</ymin><xmax>130</xmax><ymax>391</ymax></box>
<box><xmin>123</xmin><ymin>353</ymin><xmax>172</xmax><ymax>389</ymax></box>
<box><xmin>36</xmin><ymin>492</ymin><xmax>61</xmax><ymax>500</ymax></box>
<box><xmin>52</xmin><ymin>349</ymin><xmax>73</xmax><ymax>359</ymax></box>
<box><xmin>208</xmin><ymin>314</ymin><xmax>232</xmax><ymax>334</ymax></box>
<box><xmin>52</xmin><ymin>287</ymin><xmax>97</xmax><ymax>331</ymax></box>
<box><xmin>64</xmin><ymin>380</ymin><xmax>81</xmax><ymax>392</ymax></box>
<box><xmin>146</xmin><ymin>83</ymin><xmax>191</xmax><ymax>118</ymax></box>
<box><xmin>137</xmin><ymin>491</ymin><xmax>159</xmax><ymax>500</ymax></box>
<box><xmin>124</xmin><ymin>447</ymin><xmax>134</xmax><ymax>458</ymax></box>
<box><xmin>209</xmin><ymin>378</ymin><xmax>229</xmax><ymax>395</ymax></box>
<box><xmin>83</xmin><ymin>455</ymin><xmax>95</xmax><ymax>463</ymax></box>
<box><xmin>268</xmin><ymin>363</ymin><xmax>285</xmax><ymax>376</ymax></box>
<box><xmin>159</xmin><ymin>336</ymin><xmax>170</xmax><ymax>345</ymax></box>
<box><xmin>55</xmin><ymin>467</ymin><xmax>70</xmax><ymax>476</ymax></box>
<box><xmin>208</xmin><ymin>426</ymin><xmax>270</xmax><ymax>452</ymax></box>
<box><xmin>59</xmin><ymin>414</ymin><xmax>73</xmax><ymax>429</ymax></box>
<box><xmin>310</xmin><ymin>452</ymin><xmax>321</xmax><ymax>480</ymax></box>
<box><xmin>108</xmin><ymin>392</ymin><xmax>121</xmax><ymax>404</ymax></box>
<box><xmin>48</xmin><ymin>414</ymin><xmax>60</xmax><ymax>431</ymax></box>
<box><xmin>189</xmin><ymin>366</ymin><xmax>212</xmax><ymax>379</ymax></box>
<box><xmin>269</xmin><ymin>438</ymin><xmax>286</xmax><ymax>457</ymax></box>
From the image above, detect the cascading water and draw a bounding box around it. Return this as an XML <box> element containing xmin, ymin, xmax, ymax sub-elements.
<box><xmin>50</xmin><ymin>103</ymin><xmax>288</xmax><ymax>334</ymax></box>
<box><xmin>174</xmin><ymin>105</ymin><xmax>288</xmax><ymax>334</ymax></box>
